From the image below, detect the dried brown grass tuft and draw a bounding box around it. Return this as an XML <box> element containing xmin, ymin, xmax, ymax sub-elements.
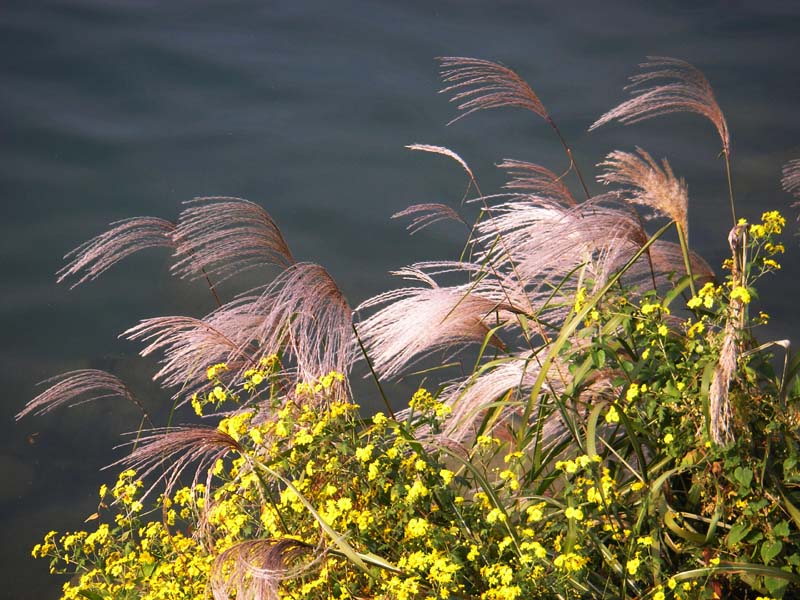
<box><xmin>598</xmin><ymin>147</ymin><xmax>689</xmax><ymax>237</ymax></box>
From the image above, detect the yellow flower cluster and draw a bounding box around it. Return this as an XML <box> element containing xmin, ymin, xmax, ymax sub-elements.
<box><xmin>687</xmin><ymin>281</ymin><xmax>721</xmax><ymax>310</ymax></box>
<box><xmin>294</xmin><ymin>370</ymin><xmax>345</xmax><ymax>396</ymax></box>
<box><xmin>34</xmin><ymin>472</ymin><xmax>212</xmax><ymax>600</ymax></box>
<box><xmin>409</xmin><ymin>387</ymin><xmax>452</xmax><ymax>419</ymax></box>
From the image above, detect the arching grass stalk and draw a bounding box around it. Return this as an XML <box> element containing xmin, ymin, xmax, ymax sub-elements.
<box><xmin>352</xmin><ymin>323</ymin><xmax>394</xmax><ymax>420</ymax></box>
<box><xmin>545</xmin><ymin>115</ymin><xmax>591</xmax><ymax>200</ymax></box>
<box><xmin>724</xmin><ymin>150</ymin><xmax>736</xmax><ymax>226</ymax></box>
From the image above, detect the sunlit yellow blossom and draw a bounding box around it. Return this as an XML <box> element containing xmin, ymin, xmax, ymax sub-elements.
<box><xmin>556</xmin><ymin>459</ymin><xmax>578</xmax><ymax>474</ymax></box>
<box><xmin>626</xmin><ymin>383</ymin><xmax>640</xmax><ymax>402</ymax></box>
<box><xmin>206</xmin><ymin>362</ymin><xmax>228</xmax><ymax>380</ymax></box>
<box><xmin>499</xmin><ymin>469</ymin><xmax>519</xmax><ymax>490</ymax></box>
<box><xmin>191</xmin><ymin>393</ymin><xmax>204</xmax><ymax>416</ymax></box>
<box><xmin>476</xmin><ymin>434</ymin><xmax>496</xmax><ymax>448</ymax></box>
<box><xmin>486</xmin><ymin>507</ymin><xmax>507</xmax><ymax>524</ymax></box>
<box><xmin>564</xmin><ymin>506</ymin><xmax>584</xmax><ymax>521</ymax></box>
<box><xmin>405</xmin><ymin>479</ymin><xmax>429</xmax><ymax>504</ymax></box>
<box><xmin>730</xmin><ymin>286</ymin><xmax>751</xmax><ymax>304</ymax></box>
<box><xmin>605</xmin><ymin>405</ymin><xmax>620</xmax><ymax>423</ymax></box>
<box><xmin>467</xmin><ymin>545</ymin><xmax>480</xmax><ymax>562</ymax></box>
<box><xmin>765</xmin><ymin>242</ymin><xmax>785</xmax><ymax>255</ymax></box>
<box><xmin>405</xmin><ymin>517</ymin><xmax>429</xmax><ymax>539</ymax></box>
<box><xmin>526</xmin><ymin>504</ymin><xmax>545</xmax><ymax>523</ymax></box>
<box><xmin>626</xmin><ymin>556</ymin><xmax>640</xmax><ymax>575</ymax></box>
<box><xmin>761</xmin><ymin>210</ymin><xmax>785</xmax><ymax>234</ymax></box>
<box><xmin>668</xmin><ymin>578</ymin><xmax>677</xmax><ymax>590</ymax></box>
<box><xmin>574</xmin><ymin>286</ymin><xmax>587</xmax><ymax>312</ymax></box>
<box><xmin>211</xmin><ymin>385</ymin><xmax>227</xmax><ymax>403</ymax></box>
<box><xmin>553</xmin><ymin>552</ymin><xmax>588</xmax><ymax>572</ymax></box>
<box><xmin>355</xmin><ymin>444</ymin><xmax>374</xmax><ymax>462</ymax></box>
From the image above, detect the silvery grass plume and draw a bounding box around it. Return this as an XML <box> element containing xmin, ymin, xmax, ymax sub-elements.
<box><xmin>645</xmin><ymin>240</ymin><xmax>715</xmax><ymax>289</ymax></box>
<box><xmin>598</xmin><ymin>147</ymin><xmax>689</xmax><ymax>237</ymax></box>
<box><xmin>355</xmin><ymin>266</ymin><xmax>514</xmax><ymax>380</ymax></box>
<box><xmin>392</xmin><ymin>203</ymin><xmax>466</xmax><ymax>235</ymax></box>
<box><xmin>16</xmin><ymin>369</ymin><xmax>152</xmax><ymax>426</ymax></box>
<box><xmin>114</xmin><ymin>426</ymin><xmax>243</xmax><ymax>501</ymax></box>
<box><xmin>435</xmin><ymin>351</ymin><xmax>623</xmax><ymax>450</ymax></box>
<box><xmin>437</xmin><ymin>56</ymin><xmax>549</xmax><ymax>125</ymax></box>
<box><xmin>57</xmin><ymin>217</ymin><xmax>176</xmax><ymax>288</ymax></box>
<box><xmin>405</xmin><ymin>144</ymin><xmax>475</xmax><ymax>182</ymax></box>
<box><xmin>123</xmin><ymin>262</ymin><xmax>354</xmax><ymax>399</ymax></box>
<box><xmin>171</xmin><ymin>197</ymin><xmax>295</xmax><ymax>283</ymax></box>
<box><xmin>472</xmin><ymin>195</ymin><xmax>649</xmax><ymax>294</ymax></box>
<box><xmin>216</xmin><ymin>262</ymin><xmax>354</xmax><ymax>387</ymax></box>
<box><xmin>709</xmin><ymin>321</ymin><xmax>737</xmax><ymax>445</ymax></box>
<box><xmin>357</xmin><ymin>193</ymin><xmax>669</xmax><ymax>448</ymax></box>
<box><xmin>590</xmin><ymin>56</ymin><xmax>730</xmax><ymax>157</ymax></box>
<box><xmin>435</xmin><ymin>354</ymin><xmax>564</xmax><ymax>446</ymax></box>
<box><xmin>438</xmin><ymin>56</ymin><xmax>590</xmax><ymax>198</ymax></box>
<box><xmin>123</xmin><ymin>315</ymin><xmax>256</xmax><ymax>399</ymax></box>
<box><xmin>783</xmin><ymin>159</ymin><xmax>800</xmax><ymax>203</ymax></box>
<box><xmin>211</xmin><ymin>539</ymin><xmax>323</xmax><ymax>600</ymax></box>
<box><xmin>497</xmin><ymin>159</ymin><xmax>576</xmax><ymax>206</ymax></box>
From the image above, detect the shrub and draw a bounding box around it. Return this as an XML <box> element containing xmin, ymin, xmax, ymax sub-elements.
<box><xmin>22</xmin><ymin>57</ymin><xmax>800</xmax><ymax>599</ymax></box>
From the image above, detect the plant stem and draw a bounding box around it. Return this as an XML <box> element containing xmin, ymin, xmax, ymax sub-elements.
<box><xmin>352</xmin><ymin>323</ymin><xmax>394</xmax><ymax>419</ymax></box>
<box><xmin>724</xmin><ymin>150</ymin><xmax>736</xmax><ymax>226</ymax></box>
<box><xmin>547</xmin><ymin>116</ymin><xmax>591</xmax><ymax>200</ymax></box>
<box><xmin>676</xmin><ymin>223</ymin><xmax>697</xmax><ymax>297</ymax></box>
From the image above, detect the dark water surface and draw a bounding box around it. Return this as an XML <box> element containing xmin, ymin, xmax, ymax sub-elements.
<box><xmin>2</xmin><ymin>1</ymin><xmax>799</xmax><ymax>597</ymax></box>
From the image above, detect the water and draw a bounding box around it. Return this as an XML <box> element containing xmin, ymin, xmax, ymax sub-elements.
<box><xmin>2</xmin><ymin>1</ymin><xmax>799</xmax><ymax>597</ymax></box>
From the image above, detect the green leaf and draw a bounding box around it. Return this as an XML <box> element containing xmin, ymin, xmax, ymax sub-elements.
<box><xmin>734</xmin><ymin>466</ymin><xmax>753</xmax><ymax>490</ymax></box>
<box><xmin>766</xmin><ymin>575</ymin><xmax>789</xmax><ymax>597</ymax></box>
<box><xmin>773</xmin><ymin>520</ymin><xmax>791</xmax><ymax>538</ymax></box>
<box><xmin>672</xmin><ymin>562</ymin><xmax>800</xmax><ymax>587</ymax></box>
<box><xmin>78</xmin><ymin>592</ymin><xmax>105</xmax><ymax>600</ymax></box>
<box><xmin>779</xmin><ymin>489</ymin><xmax>800</xmax><ymax>532</ymax></box>
<box><xmin>761</xmin><ymin>540</ymin><xmax>783</xmax><ymax>564</ymax></box>
<box><xmin>727</xmin><ymin>522</ymin><xmax>751</xmax><ymax>548</ymax></box>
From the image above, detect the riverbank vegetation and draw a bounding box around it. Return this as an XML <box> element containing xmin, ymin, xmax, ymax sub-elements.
<box><xmin>21</xmin><ymin>57</ymin><xmax>800</xmax><ymax>599</ymax></box>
